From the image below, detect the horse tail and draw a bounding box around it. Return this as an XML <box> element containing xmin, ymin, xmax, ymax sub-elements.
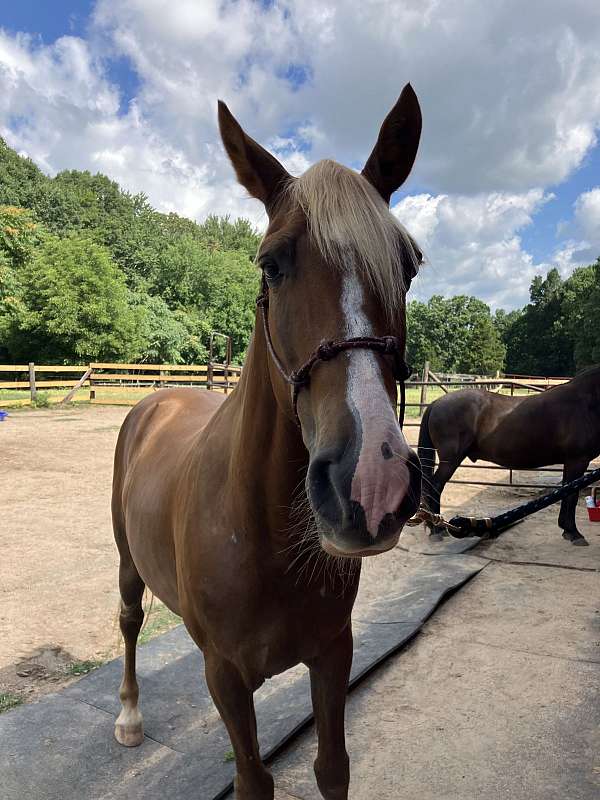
<box><xmin>417</xmin><ymin>404</ymin><xmax>437</xmax><ymax>508</ymax></box>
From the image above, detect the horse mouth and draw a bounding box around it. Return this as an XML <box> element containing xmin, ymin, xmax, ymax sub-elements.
<box><xmin>317</xmin><ymin>526</ymin><xmax>401</xmax><ymax>558</ymax></box>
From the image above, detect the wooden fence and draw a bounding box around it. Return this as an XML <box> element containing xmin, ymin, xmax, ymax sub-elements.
<box><xmin>2</xmin><ymin>359</ymin><xmax>596</xmax><ymax>493</ymax></box>
<box><xmin>0</xmin><ymin>361</ymin><xmax>242</xmax><ymax>407</ymax></box>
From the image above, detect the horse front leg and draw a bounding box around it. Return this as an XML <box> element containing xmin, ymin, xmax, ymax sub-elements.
<box><xmin>428</xmin><ymin>459</ymin><xmax>459</xmax><ymax>541</ymax></box>
<box><xmin>307</xmin><ymin>624</ymin><xmax>353</xmax><ymax>800</ymax></box>
<box><xmin>114</xmin><ymin>553</ymin><xmax>146</xmax><ymax>746</ymax></box>
<box><xmin>559</xmin><ymin>459</ymin><xmax>590</xmax><ymax>546</ymax></box>
<box><xmin>204</xmin><ymin>652</ymin><xmax>274</xmax><ymax>800</ymax></box>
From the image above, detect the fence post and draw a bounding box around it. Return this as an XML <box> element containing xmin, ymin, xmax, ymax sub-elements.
<box><xmin>207</xmin><ymin>362</ymin><xmax>214</xmax><ymax>391</ymax></box>
<box><xmin>509</xmin><ymin>383</ymin><xmax>514</xmax><ymax>482</ymax></box>
<box><xmin>224</xmin><ymin>337</ymin><xmax>232</xmax><ymax>395</ymax></box>
<box><xmin>420</xmin><ymin>361</ymin><xmax>430</xmax><ymax>416</ymax></box>
<box><xmin>28</xmin><ymin>362</ymin><xmax>37</xmax><ymax>403</ymax></box>
<box><xmin>89</xmin><ymin>365</ymin><xmax>95</xmax><ymax>401</ymax></box>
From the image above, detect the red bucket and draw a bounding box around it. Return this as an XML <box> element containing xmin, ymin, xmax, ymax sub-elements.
<box><xmin>587</xmin><ymin>488</ymin><xmax>600</xmax><ymax>522</ymax></box>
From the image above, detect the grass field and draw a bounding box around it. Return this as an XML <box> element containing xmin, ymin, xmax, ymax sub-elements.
<box><xmin>0</xmin><ymin>383</ymin><xmax>531</xmax><ymax>414</ymax></box>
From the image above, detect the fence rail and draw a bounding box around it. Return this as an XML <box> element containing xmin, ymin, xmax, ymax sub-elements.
<box><xmin>1</xmin><ymin>360</ymin><xmax>595</xmax><ymax>495</ymax></box>
<box><xmin>0</xmin><ymin>361</ymin><xmax>243</xmax><ymax>406</ymax></box>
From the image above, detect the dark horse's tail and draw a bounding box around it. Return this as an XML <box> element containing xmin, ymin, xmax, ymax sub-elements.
<box><xmin>417</xmin><ymin>404</ymin><xmax>437</xmax><ymax>513</ymax></box>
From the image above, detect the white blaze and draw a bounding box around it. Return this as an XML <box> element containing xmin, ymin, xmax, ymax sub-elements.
<box><xmin>342</xmin><ymin>274</ymin><xmax>411</xmax><ymax>537</ymax></box>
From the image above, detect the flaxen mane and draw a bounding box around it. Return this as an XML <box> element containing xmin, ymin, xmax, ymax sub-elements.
<box><xmin>288</xmin><ymin>159</ymin><xmax>421</xmax><ymax>315</ymax></box>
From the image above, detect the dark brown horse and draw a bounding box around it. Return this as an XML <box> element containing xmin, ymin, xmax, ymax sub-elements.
<box><xmin>418</xmin><ymin>366</ymin><xmax>600</xmax><ymax>546</ymax></box>
<box><xmin>112</xmin><ymin>84</ymin><xmax>423</xmax><ymax>799</ymax></box>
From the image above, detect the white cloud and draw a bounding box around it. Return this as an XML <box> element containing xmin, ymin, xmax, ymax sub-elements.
<box><xmin>553</xmin><ymin>187</ymin><xmax>600</xmax><ymax>272</ymax></box>
<box><xmin>0</xmin><ymin>1</ymin><xmax>600</xmax><ymax>307</ymax></box>
<box><xmin>0</xmin><ymin>28</ymin><xmax>266</xmax><ymax>224</ymax></box>
<box><xmin>283</xmin><ymin>0</ymin><xmax>600</xmax><ymax>192</ymax></box>
<box><xmin>574</xmin><ymin>188</ymin><xmax>600</xmax><ymax>240</ymax></box>
<box><xmin>393</xmin><ymin>190</ymin><xmax>552</xmax><ymax>309</ymax></box>
<box><xmin>89</xmin><ymin>0</ymin><xmax>600</xmax><ymax>194</ymax></box>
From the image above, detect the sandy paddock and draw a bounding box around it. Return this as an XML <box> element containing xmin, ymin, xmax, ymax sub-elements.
<box><xmin>1</xmin><ymin>402</ymin><xmax>598</xmax><ymax>702</ymax></box>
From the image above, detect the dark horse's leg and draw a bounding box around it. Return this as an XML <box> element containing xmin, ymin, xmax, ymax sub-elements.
<box><xmin>307</xmin><ymin>624</ymin><xmax>353</xmax><ymax>800</ymax></box>
<box><xmin>559</xmin><ymin>459</ymin><xmax>590</xmax><ymax>546</ymax></box>
<box><xmin>204</xmin><ymin>652</ymin><xmax>274</xmax><ymax>800</ymax></box>
<box><xmin>427</xmin><ymin>459</ymin><xmax>460</xmax><ymax>541</ymax></box>
<box><xmin>114</xmin><ymin>531</ymin><xmax>146</xmax><ymax>746</ymax></box>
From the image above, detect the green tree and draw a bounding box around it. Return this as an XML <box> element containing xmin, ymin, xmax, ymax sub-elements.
<box><xmin>196</xmin><ymin>249</ymin><xmax>260</xmax><ymax>360</ymax></box>
<box><xmin>33</xmin><ymin>171</ymin><xmax>161</xmax><ymax>285</ymax></box>
<box><xmin>0</xmin><ymin>138</ymin><xmax>49</xmax><ymax>209</ymax></box>
<box><xmin>493</xmin><ymin>307</ymin><xmax>522</xmax><ymax>343</ymax></box>
<box><xmin>0</xmin><ymin>206</ymin><xmax>46</xmax><ymax>360</ymax></box>
<box><xmin>5</xmin><ymin>235</ymin><xmax>139</xmax><ymax>363</ymax></box>
<box><xmin>407</xmin><ymin>295</ymin><xmax>505</xmax><ymax>374</ymax></box>
<box><xmin>196</xmin><ymin>214</ymin><xmax>260</xmax><ymax>261</ymax></box>
<box><xmin>459</xmin><ymin>314</ymin><xmax>506</xmax><ymax>374</ymax></box>
<box><xmin>504</xmin><ymin>269</ymin><xmax>562</xmax><ymax>375</ymax></box>
<box><xmin>0</xmin><ymin>205</ymin><xmax>44</xmax><ymax>268</ymax></box>
<box><xmin>571</xmin><ymin>259</ymin><xmax>600</xmax><ymax>368</ymax></box>
<box><xmin>0</xmin><ymin>140</ymin><xmax>265</xmax><ymax>366</ymax></box>
<box><xmin>128</xmin><ymin>292</ymin><xmax>209</xmax><ymax>364</ymax></box>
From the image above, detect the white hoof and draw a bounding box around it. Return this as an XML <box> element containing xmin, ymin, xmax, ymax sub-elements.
<box><xmin>114</xmin><ymin>708</ymin><xmax>144</xmax><ymax>747</ymax></box>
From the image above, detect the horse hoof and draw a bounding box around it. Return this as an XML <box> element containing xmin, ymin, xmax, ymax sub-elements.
<box><xmin>572</xmin><ymin>537</ymin><xmax>589</xmax><ymax>547</ymax></box>
<box><xmin>115</xmin><ymin>710</ymin><xmax>144</xmax><ymax>747</ymax></box>
<box><xmin>562</xmin><ymin>531</ymin><xmax>589</xmax><ymax>546</ymax></box>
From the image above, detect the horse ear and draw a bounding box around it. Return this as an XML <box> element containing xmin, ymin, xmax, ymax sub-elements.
<box><xmin>361</xmin><ymin>83</ymin><xmax>422</xmax><ymax>204</ymax></box>
<box><xmin>218</xmin><ymin>101</ymin><xmax>291</xmax><ymax>210</ymax></box>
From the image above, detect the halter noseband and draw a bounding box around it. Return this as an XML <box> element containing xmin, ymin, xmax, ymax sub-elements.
<box><xmin>256</xmin><ymin>279</ymin><xmax>411</xmax><ymax>427</ymax></box>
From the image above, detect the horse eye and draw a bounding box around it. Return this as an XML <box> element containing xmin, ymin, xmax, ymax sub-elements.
<box><xmin>262</xmin><ymin>260</ymin><xmax>281</xmax><ymax>283</ymax></box>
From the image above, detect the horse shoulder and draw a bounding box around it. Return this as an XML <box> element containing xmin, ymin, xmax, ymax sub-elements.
<box><xmin>115</xmin><ymin>389</ymin><xmax>227</xmax><ymax>610</ymax></box>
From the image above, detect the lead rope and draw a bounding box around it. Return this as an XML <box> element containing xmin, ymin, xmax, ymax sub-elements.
<box><xmin>408</xmin><ymin>465</ymin><xmax>600</xmax><ymax>537</ymax></box>
<box><xmin>405</xmin><ymin>507</ymin><xmax>463</xmax><ymax>534</ymax></box>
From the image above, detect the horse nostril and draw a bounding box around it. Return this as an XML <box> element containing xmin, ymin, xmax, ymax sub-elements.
<box><xmin>381</xmin><ymin>441</ymin><xmax>393</xmax><ymax>460</ymax></box>
<box><xmin>307</xmin><ymin>455</ymin><xmax>344</xmax><ymax>528</ymax></box>
<box><xmin>308</xmin><ymin>456</ymin><xmax>331</xmax><ymax>495</ymax></box>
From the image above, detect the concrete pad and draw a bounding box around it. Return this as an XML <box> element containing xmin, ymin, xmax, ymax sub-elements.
<box><xmin>270</xmin><ymin>516</ymin><xmax>600</xmax><ymax>799</ymax></box>
<box><xmin>0</xmin><ymin>694</ymin><xmax>184</xmax><ymax>800</ymax></box>
<box><xmin>399</xmin><ymin>525</ymin><xmax>482</xmax><ymax>555</ymax></box>
<box><xmin>354</xmin><ymin>554</ymin><xmax>484</xmax><ymax>624</ymax></box>
<box><xmin>0</xmin><ymin>554</ymin><xmax>484</xmax><ymax>800</ymax></box>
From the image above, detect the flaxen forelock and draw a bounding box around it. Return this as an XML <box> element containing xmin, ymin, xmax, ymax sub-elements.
<box><xmin>287</xmin><ymin>159</ymin><xmax>421</xmax><ymax>314</ymax></box>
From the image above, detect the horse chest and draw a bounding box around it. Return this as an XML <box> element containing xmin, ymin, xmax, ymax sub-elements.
<box><xmin>188</xmin><ymin>555</ymin><xmax>356</xmax><ymax>684</ymax></box>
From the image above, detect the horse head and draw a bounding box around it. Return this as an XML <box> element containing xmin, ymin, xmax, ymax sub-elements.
<box><xmin>219</xmin><ymin>85</ymin><xmax>423</xmax><ymax>557</ymax></box>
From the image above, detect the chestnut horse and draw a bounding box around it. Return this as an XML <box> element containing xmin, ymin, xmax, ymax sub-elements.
<box><xmin>418</xmin><ymin>366</ymin><xmax>600</xmax><ymax>547</ymax></box>
<box><xmin>111</xmin><ymin>84</ymin><xmax>423</xmax><ymax>799</ymax></box>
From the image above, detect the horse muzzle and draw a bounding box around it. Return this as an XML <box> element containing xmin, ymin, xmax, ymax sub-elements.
<box><xmin>307</xmin><ymin>444</ymin><xmax>421</xmax><ymax>557</ymax></box>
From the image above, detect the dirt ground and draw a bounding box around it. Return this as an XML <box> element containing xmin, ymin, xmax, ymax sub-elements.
<box><xmin>1</xmin><ymin>403</ymin><xmax>598</xmax><ymax>709</ymax></box>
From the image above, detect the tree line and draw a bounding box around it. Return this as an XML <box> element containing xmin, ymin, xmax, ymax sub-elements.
<box><xmin>408</xmin><ymin>262</ymin><xmax>599</xmax><ymax>376</ymax></box>
<box><xmin>0</xmin><ymin>138</ymin><xmax>261</xmax><ymax>365</ymax></box>
<box><xmin>0</xmin><ymin>137</ymin><xmax>597</xmax><ymax>374</ymax></box>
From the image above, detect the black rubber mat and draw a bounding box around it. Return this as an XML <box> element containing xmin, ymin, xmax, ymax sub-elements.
<box><xmin>0</xmin><ymin>555</ymin><xmax>486</xmax><ymax>800</ymax></box>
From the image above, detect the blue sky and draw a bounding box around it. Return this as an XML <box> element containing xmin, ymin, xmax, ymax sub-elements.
<box><xmin>519</xmin><ymin>145</ymin><xmax>600</xmax><ymax>263</ymax></box>
<box><xmin>0</xmin><ymin>1</ymin><xmax>92</xmax><ymax>41</ymax></box>
<box><xmin>1</xmin><ymin>0</ymin><xmax>599</xmax><ymax>309</ymax></box>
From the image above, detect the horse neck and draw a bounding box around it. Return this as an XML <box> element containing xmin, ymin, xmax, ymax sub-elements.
<box><xmin>586</xmin><ymin>369</ymin><xmax>600</xmax><ymax>415</ymax></box>
<box><xmin>229</xmin><ymin>317</ymin><xmax>309</xmax><ymax>541</ymax></box>
<box><xmin>573</xmin><ymin>368</ymin><xmax>600</xmax><ymax>405</ymax></box>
